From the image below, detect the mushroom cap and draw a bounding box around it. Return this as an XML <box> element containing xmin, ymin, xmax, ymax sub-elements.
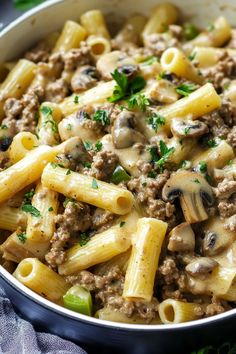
<box><xmin>162</xmin><ymin>170</ymin><xmax>214</xmax><ymax>223</ymax></box>
<box><xmin>168</xmin><ymin>222</ymin><xmax>195</xmax><ymax>252</ymax></box>
<box><xmin>170</xmin><ymin>118</ymin><xmax>208</xmax><ymax>138</ymax></box>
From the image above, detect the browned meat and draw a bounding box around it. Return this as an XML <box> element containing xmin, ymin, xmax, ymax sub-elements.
<box><xmin>71</xmin><ymin>65</ymin><xmax>99</xmax><ymax>93</ymax></box>
<box><xmin>91</xmin><ymin>208</ymin><xmax>116</xmax><ymax>232</ymax></box>
<box><xmin>66</xmin><ymin>266</ymin><xmax>159</xmax><ymax>322</ymax></box>
<box><xmin>45</xmin><ymin>201</ymin><xmax>91</xmax><ymax>268</ymax></box>
<box><xmin>86</xmin><ymin>150</ymin><xmax>118</xmax><ymax>181</ymax></box>
<box><xmin>227</xmin><ymin>126</ymin><xmax>236</xmax><ymax>149</ymax></box>
<box><xmin>25</xmin><ymin>41</ymin><xmax>50</xmax><ymax>63</ymax></box>
<box><xmin>218</xmin><ymin>198</ymin><xmax>236</xmax><ymax>218</ymax></box>
<box><xmin>45</xmin><ymin>78</ymin><xmax>69</xmax><ymax>103</ymax></box>
<box><xmin>63</xmin><ymin>43</ymin><xmax>93</xmax><ymax>72</ymax></box>
<box><xmin>205</xmin><ymin>296</ymin><xmax>228</xmax><ymax>317</ymax></box>
<box><xmin>200</xmin><ymin>111</ymin><xmax>230</xmax><ymax>139</ymax></box>
<box><xmin>202</xmin><ymin>51</ymin><xmax>236</xmax><ymax>90</ymax></box>
<box><xmin>214</xmin><ymin>178</ymin><xmax>236</xmax><ymax>199</ymax></box>
<box><xmin>128</xmin><ymin>171</ymin><xmax>176</xmax><ymax>227</ymax></box>
<box><xmin>214</xmin><ymin>178</ymin><xmax>236</xmax><ymax>218</ymax></box>
<box><xmin>144</xmin><ymin>33</ymin><xmax>179</xmax><ymax>56</ymax></box>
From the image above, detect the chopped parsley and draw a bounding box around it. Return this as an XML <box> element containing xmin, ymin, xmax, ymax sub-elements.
<box><xmin>84</xmin><ymin>162</ymin><xmax>91</xmax><ymax>169</ymax></box>
<box><xmin>207</xmin><ymin>139</ymin><xmax>218</xmax><ymax>148</ymax></box>
<box><xmin>148</xmin><ymin>114</ymin><xmax>166</xmax><ymax>132</ymax></box>
<box><xmin>50</xmin><ymin>162</ymin><xmax>64</xmax><ymax>168</ymax></box>
<box><xmin>24</xmin><ymin>188</ymin><xmax>35</xmax><ymax>204</ymax></box>
<box><xmin>188</xmin><ymin>52</ymin><xmax>197</xmax><ymax>61</ymax></box>
<box><xmin>176</xmin><ymin>84</ymin><xmax>198</xmax><ymax>97</ymax></box>
<box><xmin>148</xmin><ymin>146</ymin><xmax>159</xmax><ymax>163</ymax></box>
<box><xmin>193</xmin><ymin>178</ymin><xmax>200</xmax><ymax>184</ymax></box>
<box><xmin>227</xmin><ymin>159</ymin><xmax>233</xmax><ymax>165</ymax></box>
<box><xmin>84</xmin><ymin>141</ymin><xmax>93</xmax><ymax>151</ymax></box>
<box><xmin>199</xmin><ymin>161</ymin><xmax>207</xmax><ymax>173</ymax></box>
<box><xmin>94</xmin><ymin>141</ymin><xmax>103</xmax><ymax>152</ymax></box>
<box><xmin>74</xmin><ymin>95</ymin><xmax>80</xmax><ymax>104</ymax></box>
<box><xmin>184</xmin><ymin>126</ymin><xmax>191</xmax><ymax>135</ymax></box>
<box><xmin>40</xmin><ymin>105</ymin><xmax>53</xmax><ymax>117</ymax></box>
<box><xmin>48</xmin><ymin>207</ymin><xmax>54</xmax><ymax>212</ymax></box>
<box><xmin>148</xmin><ymin>170</ymin><xmax>157</xmax><ymax>178</ymax></box>
<box><xmin>179</xmin><ymin>160</ymin><xmax>190</xmax><ymax>169</ymax></box>
<box><xmin>92</xmin><ymin>110</ymin><xmax>110</xmax><ymax>126</ymax></box>
<box><xmin>108</xmin><ymin>69</ymin><xmax>146</xmax><ymax>103</ymax></box>
<box><xmin>91</xmin><ymin>178</ymin><xmax>98</xmax><ymax>189</ymax></box>
<box><xmin>1</xmin><ymin>124</ymin><xmax>8</xmax><ymax>130</ymax></box>
<box><xmin>141</xmin><ymin>56</ymin><xmax>159</xmax><ymax>65</ymax></box>
<box><xmin>17</xmin><ymin>231</ymin><xmax>27</xmax><ymax>244</ymax></box>
<box><xmin>120</xmin><ymin>221</ymin><xmax>126</xmax><ymax>227</ymax></box>
<box><xmin>22</xmin><ymin>204</ymin><xmax>41</xmax><ymax>217</ymax></box>
<box><xmin>156</xmin><ymin>140</ymin><xmax>175</xmax><ymax>171</ymax></box>
<box><xmin>183</xmin><ymin>23</ymin><xmax>199</xmax><ymax>40</ymax></box>
<box><xmin>127</xmin><ymin>93</ymin><xmax>149</xmax><ymax>111</ymax></box>
<box><xmin>157</xmin><ymin>71</ymin><xmax>168</xmax><ymax>80</ymax></box>
<box><xmin>66</xmin><ymin>169</ymin><xmax>71</xmax><ymax>175</ymax></box>
<box><xmin>79</xmin><ymin>232</ymin><xmax>91</xmax><ymax>246</ymax></box>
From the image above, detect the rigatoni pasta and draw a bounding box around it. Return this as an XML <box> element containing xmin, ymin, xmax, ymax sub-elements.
<box><xmin>1</xmin><ymin>5</ymin><xmax>236</xmax><ymax>325</ymax></box>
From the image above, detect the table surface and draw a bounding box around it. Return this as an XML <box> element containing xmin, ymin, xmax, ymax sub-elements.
<box><xmin>1</xmin><ymin>2</ymin><xmax>235</xmax><ymax>354</ymax></box>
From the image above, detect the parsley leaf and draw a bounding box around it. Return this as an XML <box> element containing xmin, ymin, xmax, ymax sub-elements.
<box><xmin>94</xmin><ymin>141</ymin><xmax>103</xmax><ymax>152</ymax></box>
<box><xmin>127</xmin><ymin>93</ymin><xmax>149</xmax><ymax>111</ymax></box>
<box><xmin>108</xmin><ymin>69</ymin><xmax>146</xmax><ymax>104</ymax></box>
<box><xmin>188</xmin><ymin>52</ymin><xmax>197</xmax><ymax>61</ymax></box>
<box><xmin>17</xmin><ymin>232</ymin><xmax>27</xmax><ymax>244</ymax></box>
<box><xmin>1</xmin><ymin>124</ymin><xmax>8</xmax><ymax>130</ymax></box>
<box><xmin>148</xmin><ymin>170</ymin><xmax>157</xmax><ymax>178</ymax></box>
<box><xmin>22</xmin><ymin>204</ymin><xmax>41</xmax><ymax>217</ymax></box>
<box><xmin>66</xmin><ymin>169</ymin><xmax>71</xmax><ymax>175</ymax></box>
<box><xmin>84</xmin><ymin>162</ymin><xmax>91</xmax><ymax>168</ymax></box>
<box><xmin>84</xmin><ymin>141</ymin><xmax>93</xmax><ymax>151</ymax></box>
<box><xmin>176</xmin><ymin>84</ymin><xmax>198</xmax><ymax>96</ymax></box>
<box><xmin>198</xmin><ymin>161</ymin><xmax>207</xmax><ymax>173</ymax></box>
<box><xmin>148</xmin><ymin>114</ymin><xmax>166</xmax><ymax>132</ymax></box>
<box><xmin>92</xmin><ymin>178</ymin><xmax>98</xmax><ymax>189</ymax></box>
<box><xmin>93</xmin><ymin>110</ymin><xmax>110</xmax><ymax>126</ymax></box>
<box><xmin>193</xmin><ymin>178</ymin><xmax>200</xmax><ymax>184</ymax></box>
<box><xmin>74</xmin><ymin>95</ymin><xmax>80</xmax><ymax>104</ymax></box>
<box><xmin>48</xmin><ymin>207</ymin><xmax>54</xmax><ymax>212</ymax></box>
<box><xmin>120</xmin><ymin>221</ymin><xmax>126</xmax><ymax>227</ymax></box>
<box><xmin>141</xmin><ymin>56</ymin><xmax>159</xmax><ymax>66</ymax></box>
<box><xmin>41</xmin><ymin>106</ymin><xmax>58</xmax><ymax>133</ymax></box>
<box><xmin>207</xmin><ymin>139</ymin><xmax>218</xmax><ymax>148</ymax></box>
<box><xmin>63</xmin><ymin>198</ymin><xmax>76</xmax><ymax>207</ymax></box>
<box><xmin>23</xmin><ymin>189</ymin><xmax>35</xmax><ymax>204</ymax></box>
<box><xmin>40</xmin><ymin>106</ymin><xmax>53</xmax><ymax>117</ymax></box>
<box><xmin>148</xmin><ymin>146</ymin><xmax>159</xmax><ymax>163</ymax></box>
<box><xmin>79</xmin><ymin>232</ymin><xmax>91</xmax><ymax>246</ymax></box>
<box><xmin>183</xmin><ymin>23</ymin><xmax>199</xmax><ymax>40</ymax></box>
<box><xmin>184</xmin><ymin>126</ymin><xmax>191</xmax><ymax>135</ymax></box>
<box><xmin>156</xmin><ymin>140</ymin><xmax>175</xmax><ymax>171</ymax></box>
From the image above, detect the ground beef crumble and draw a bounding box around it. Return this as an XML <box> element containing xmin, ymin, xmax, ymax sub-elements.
<box><xmin>45</xmin><ymin>201</ymin><xmax>91</xmax><ymax>269</ymax></box>
<box><xmin>85</xmin><ymin>150</ymin><xmax>118</xmax><ymax>181</ymax></box>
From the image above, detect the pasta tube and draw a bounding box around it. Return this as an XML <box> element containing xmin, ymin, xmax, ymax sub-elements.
<box><xmin>8</xmin><ymin>132</ymin><xmax>39</xmax><ymax>164</ymax></box>
<box><xmin>114</xmin><ymin>14</ymin><xmax>147</xmax><ymax>46</ymax></box>
<box><xmin>0</xmin><ymin>204</ymin><xmax>27</xmax><ymax>231</ymax></box>
<box><xmin>160</xmin><ymin>48</ymin><xmax>203</xmax><ymax>84</ymax></box>
<box><xmin>0</xmin><ymin>146</ymin><xmax>57</xmax><ymax>203</ymax></box>
<box><xmin>37</xmin><ymin>102</ymin><xmax>62</xmax><ymax>146</ymax></box>
<box><xmin>59</xmin><ymin>80</ymin><xmax>116</xmax><ymax>116</ymax></box>
<box><xmin>58</xmin><ymin>224</ymin><xmax>131</xmax><ymax>275</ymax></box>
<box><xmin>0</xmin><ymin>59</ymin><xmax>36</xmax><ymax>119</ymax></box>
<box><xmin>41</xmin><ymin>164</ymin><xmax>134</xmax><ymax>215</ymax></box>
<box><xmin>159</xmin><ymin>299</ymin><xmax>203</xmax><ymax>324</ymax></box>
<box><xmin>80</xmin><ymin>10</ymin><xmax>110</xmax><ymax>39</ymax></box>
<box><xmin>14</xmin><ymin>258</ymin><xmax>70</xmax><ymax>302</ymax></box>
<box><xmin>142</xmin><ymin>3</ymin><xmax>178</xmax><ymax>40</ymax></box>
<box><xmin>156</xmin><ymin>83</ymin><xmax>221</xmax><ymax>131</ymax></box>
<box><xmin>26</xmin><ymin>181</ymin><xmax>59</xmax><ymax>252</ymax></box>
<box><xmin>123</xmin><ymin>218</ymin><xmax>168</xmax><ymax>302</ymax></box>
<box><xmin>86</xmin><ymin>35</ymin><xmax>111</xmax><ymax>59</ymax></box>
<box><xmin>53</xmin><ymin>20</ymin><xmax>87</xmax><ymax>53</ymax></box>
<box><xmin>191</xmin><ymin>47</ymin><xmax>236</xmax><ymax>68</ymax></box>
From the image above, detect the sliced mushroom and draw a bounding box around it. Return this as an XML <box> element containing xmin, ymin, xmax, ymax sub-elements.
<box><xmin>162</xmin><ymin>171</ymin><xmax>214</xmax><ymax>223</ymax></box>
<box><xmin>112</xmin><ymin>110</ymin><xmax>146</xmax><ymax>149</ymax></box>
<box><xmin>171</xmin><ymin>118</ymin><xmax>209</xmax><ymax>138</ymax></box>
<box><xmin>71</xmin><ymin>65</ymin><xmax>99</xmax><ymax>93</ymax></box>
<box><xmin>185</xmin><ymin>257</ymin><xmax>218</xmax><ymax>277</ymax></box>
<box><xmin>61</xmin><ymin>137</ymin><xmax>91</xmax><ymax>164</ymax></box>
<box><xmin>96</xmin><ymin>50</ymin><xmax>136</xmax><ymax>80</ymax></box>
<box><xmin>117</xmin><ymin>64</ymin><xmax>138</xmax><ymax>80</ymax></box>
<box><xmin>202</xmin><ymin>218</ymin><xmax>235</xmax><ymax>256</ymax></box>
<box><xmin>168</xmin><ymin>222</ymin><xmax>195</xmax><ymax>252</ymax></box>
<box><xmin>148</xmin><ymin>80</ymin><xmax>179</xmax><ymax>104</ymax></box>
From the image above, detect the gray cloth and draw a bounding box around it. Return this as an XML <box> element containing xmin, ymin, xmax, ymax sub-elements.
<box><xmin>0</xmin><ymin>287</ymin><xmax>87</xmax><ymax>354</ymax></box>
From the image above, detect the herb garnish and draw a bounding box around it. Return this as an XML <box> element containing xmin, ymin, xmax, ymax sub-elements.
<box><xmin>79</xmin><ymin>232</ymin><xmax>91</xmax><ymax>246</ymax></box>
<box><xmin>93</xmin><ymin>110</ymin><xmax>110</xmax><ymax>126</ymax></box>
<box><xmin>13</xmin><ymin>0</ymin><xmax>45</xmax><ymax>10</ymax></box>
<box><xmin>207</xmin><ymin>23</ymin><xmax>215</xmax><ymax>32</ymax></box>
<box><xmin>141</xmin><ymin>56</ymin><xmax>159</xmax><ymax>66</ymax></box>
<box><xmin>127</xmin><ymin>93</ymin><xmax>149</xmax><ymax>111</ymax></box>
<box><xmin>84</xmin><ymin>162</ymin><xmax>92</xmax><ymax>169</ymax></box>
<box><xmin>207</xmin><ymin>139</ymin><xmax>218</xmax><ymax>148</ymax></box>
<box><xmin>48</xmin><ymin>207</ymin><xmax>54</xmax><ymax>212</ymax></box>
<box><xmin>17</xmin><ymin>231</ymin><xmax>27</xmax><ymax>244</ymax></box>
<box><xmin>84</xmin><ymin>141</ymin><xmax>93</xmax><ymax>151</ymax></box>
<box><xmin>176</xmin><ymin>84</ymin><xmax>198</xmax><ymax>96</ymax></box>
<box><xmin>148</xmin><ymin>146</ymin><xmax>159</xmax><ymax>163</ymax></box>
<box><xmin>92</xmin><ymin>178</ymin><xmax>98</xmax><ymax>189</ymax></box>
<box><xmin>1</xmin><ymin>124</ymin><xmax>8</xmax><ymax>130</ymax></box>
<box><xmin>199</xmin><ymin>161</ymin><xmax>207</xmax><ymax>173</ymax></box>
<box><xmin>184</xmin><ymin>127</ymin><xmax>191</xmax><ymax>135</ymax></box>
<box><xmin>63</xmin><ymin>198</ymin><xmax>76</xmax><ymax>207</ymax></box>
<box><xmin>148</xmin><ymin>114</ymin><xmax>166</xmax><ymax>132</ymax></box>
<box><xmin>94</xmin><ymin>141</ymin><xmax>103</xmax><ymax>152</ymax></box>
<box><xmin>41</xmin><ymin>106</ymin><xmax>53</xmax><ymax>117</ymax></box>
<box><xmin>188</xmin><ymin>52</ymin><xmax>197</xmax><ymax>61</ymax></box>
<box><xmin>22</xmin><ymin>204</ymin><xmax>41</xmax><ymax>217</ymax></box>
<box><xmin>108</xmin><ymin>69</ymin><xmax>146</xmax><ymax>103</ymax></box>
<box><xmin>120</xmin><ymin>221</ymin><xmax>126</xmax><ymax>227</ymax></box>
<box><xmin>41</xmin><ymin>106</ymin><xmax>58</xmax><ymax>133</ymax></box>
<box><xmin>193</xmin><ymin>178</ymin><xmax>200</xmax><ymax>184</ymax></box>
<box><xmin>183</xmin><ymin>23</ymin><xmax>199</xmax><ymax>40</ymax></box>
<box><xmin>74</xmin><ymin>95</ymin><xmax>80</xmax><ymax>104</ymax></box>
<box><xmin>66</xmin><ymin>169</ymin><xmax>71</xmax><ymax>175</ymax></box>
<box><xmin>156</xmin><ymin>141</ymin><xmax>175</xmax><ymax>171</ymax></box>
<box><xmin>24</xmin><ymin>188</ymin><xmax>35</xmax><ymax>204</ymax></box>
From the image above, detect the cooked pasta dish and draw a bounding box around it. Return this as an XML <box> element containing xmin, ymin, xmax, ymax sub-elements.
<box><xmin>1</xmin><ymin>3</ymin><xmax>236</xmax><ymax>325</ymax></box>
